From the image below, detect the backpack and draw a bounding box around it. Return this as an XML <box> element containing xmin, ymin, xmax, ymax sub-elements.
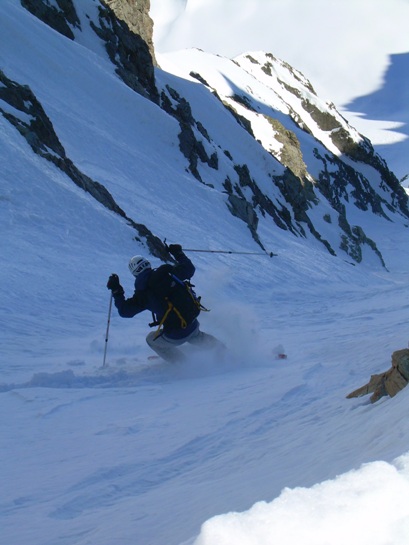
<box><xmin>147</xmin><ymin>266</ymin><xmax>208</xmax><ymax>336</ymax></box>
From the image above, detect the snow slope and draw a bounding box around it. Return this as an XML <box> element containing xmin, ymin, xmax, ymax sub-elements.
<box><xmin>1</xmin><ymin>2</ymin><xmax>409</xmax><ymax>545</ymax></box>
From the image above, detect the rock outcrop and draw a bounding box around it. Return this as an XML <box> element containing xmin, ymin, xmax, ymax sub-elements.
<box><xmin>347</xmin><ymin>349</ymin><xmax>409</xmax><ymax>403</ymax></box>
<box><xmin>21</xmin><ymin>0</ymin><xmax>158</xmax><ymax>102</ymax></box>
<box><xmin>21</xmin><ymin>0</ymin><xmax>80</xmax><ymax>39</ymax></box>
<box><xmin>104</xmin><ymin>0</ymin><xmax>157</xmax><ymax>66</ymax></box>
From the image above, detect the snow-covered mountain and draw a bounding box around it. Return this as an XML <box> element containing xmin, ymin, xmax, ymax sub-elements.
<box><xmin>2</xmin><ymin>0</ymin><xmax>408</xmax><ymax>270</ymax></box>
<box><xmin>151</xmin><ymin>0</ymin><xmax>409</xmax><ymax>107</ymax></box>
<box><xmin>2</xmin><ymin>2</ymin><xmax>409</xmax><ymax>545</ymax></box>
<box><xmin>150</xmin><ymin>0</ymin><xmax>409</xmax><ymax>182</ymax></box>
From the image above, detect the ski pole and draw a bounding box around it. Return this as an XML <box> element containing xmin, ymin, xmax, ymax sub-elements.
<box><xmin>102</xmin><ymin>293</ymin><xmax>113</xmax><ymax>368</ymax></box>
<box><xmin>182</xmin><ymin>249</ymin><xmax>277</xmax><ymax>257</ymax></box>
<box><xmin>162</xmin><ymin>238</ymin><xmax>277</xmax><ymax>257</ymax></box>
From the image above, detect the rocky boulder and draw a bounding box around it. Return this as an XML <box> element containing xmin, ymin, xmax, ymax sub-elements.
<box><xmin>346</xmin><ymin>348</ymin><xmax>409</xmax><ymax>403</ymax></box>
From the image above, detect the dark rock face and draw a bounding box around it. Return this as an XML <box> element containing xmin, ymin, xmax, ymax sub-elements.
<box><xmin>160</xmin><ymin>85</ymin><xmax>219</xmax><ymax>184</ymax></box>
<box><xmin>104</xmin><ymin>0</ymin><xmax>157</xmax><ymax>66</ymax></box>
<box><xmin>90</xmin><ymin>2</ymin><xmax>158</xmax><ymax>102</ymax></box>
<box><xmin>21</xmin><ymin>0</ymin><xmax>80</xmax><ymax>40</ymax></box>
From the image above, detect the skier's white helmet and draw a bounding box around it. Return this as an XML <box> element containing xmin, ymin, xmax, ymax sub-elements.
<box><xmin>128</xmin><ymin>255</ymin><xmax>151</xmax><ymax>277</ymax></box>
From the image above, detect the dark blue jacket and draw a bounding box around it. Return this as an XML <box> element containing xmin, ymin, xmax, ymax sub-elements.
<box><xmin>112</xmin><ymin>252</ymin><xmax>198</xmax><ymax>339</ymax></box>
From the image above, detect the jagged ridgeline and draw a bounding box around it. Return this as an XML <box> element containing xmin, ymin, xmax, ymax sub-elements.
<box><xmin>3</xmin><ymin>0</ymin><xmax>409</xmax><ymax>268</ymax></box>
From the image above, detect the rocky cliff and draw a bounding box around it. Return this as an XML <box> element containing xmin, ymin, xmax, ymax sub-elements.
<box><xmin>104</xmin><ymin>0</ymin><xmax>157</xmax><ymax>66</ymax></box>
<box><xmin>21</xmin><ymin>0</ymin><xmax>158</xmax><ymax>101</ymax></box>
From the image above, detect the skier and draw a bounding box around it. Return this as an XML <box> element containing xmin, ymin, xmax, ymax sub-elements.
<box><xmin>106</xmin><ymin>244</ymin><xmax>225</xmax><ymax>362</ymax></box>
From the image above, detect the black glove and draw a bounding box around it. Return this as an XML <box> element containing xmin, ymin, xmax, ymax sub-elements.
<box><xmin>107</xmin><ymin>273</ymin><xmax>122</xmax><ymax>294</ymax></box>
<box><xmin>168</xmin><ymin>244</ymin><xmax>183</xmax><ymax>258</ymax></box>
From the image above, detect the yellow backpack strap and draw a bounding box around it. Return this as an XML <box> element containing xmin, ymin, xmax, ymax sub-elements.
<box><xmin>153</xmin><ymin>300</ymin><xmax>174</xmax><ymax>339</ymax></box>
<box><xmin>153</xmin><ymin>299</ymin><xmax>191</xmax><ymax>339</ymax></box>
<box><xmin>172</xmin><ymin>305</ymin><xmax>187</xmax><ymax>329</ymax></box>
<box><xmin>185</xmin><ymin>282</ymin><xmax>210</xmax><ymax>312</ymax></box>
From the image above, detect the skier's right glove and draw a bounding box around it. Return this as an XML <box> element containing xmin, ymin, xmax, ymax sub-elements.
<box><xmin>168</xmin><ymin>244</ymin><xmax>183</xmax><ymax>258</ymax></box>
<box><xmin>107</xmin><ymin>273</ymin><xmax>123</xmax><ymax>295</ymax></box>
